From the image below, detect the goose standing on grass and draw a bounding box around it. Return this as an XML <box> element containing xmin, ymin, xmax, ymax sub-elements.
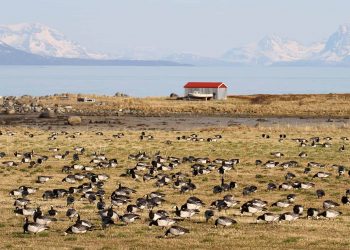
<box><xmin>204</xmin><ymin>210</ymin><xmax>214</xmax><ymax>223</ymax></box>
<box><xmin>48</xmin><ymin>205</ymin><xmax>58</xmax><ymax>217</ymax></box>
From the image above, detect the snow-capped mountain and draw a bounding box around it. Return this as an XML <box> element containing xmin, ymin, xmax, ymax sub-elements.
<box><xmin>313</xmin><ymin>24</ymin><xmax>350</xmax><ymax>63</ymax></box>
<box><xmin>0</xmin><ymin>23</ymin><xmax>108</xmax><ymax>59</ymax></box>
<box><xmin>222</xmin><ymin>35</ymin><xmax>324</xmax><ymax>66</ymax></box>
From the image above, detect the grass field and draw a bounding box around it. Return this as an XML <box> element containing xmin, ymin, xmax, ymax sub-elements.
<box><xmin>34</xmin><ymin>93</ymin><xmax>350</xmax><ymax>117</ymax></box>
<box><xmin>0</xmin><ymin>124</ymin><xmax>350</xmax><ymax>249</ymax></box>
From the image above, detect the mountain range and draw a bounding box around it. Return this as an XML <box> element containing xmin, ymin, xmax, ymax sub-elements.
<box><xmin>1</xmin><ymin>22</ymin><xmax>350</xmax><ymax>66</ymax></box>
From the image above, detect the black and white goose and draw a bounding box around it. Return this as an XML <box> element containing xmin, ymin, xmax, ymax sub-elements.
<box><xmin>149</xmin><ymin>217</ymin><xmax>175</xmax><ymax>228</ymax></box>
<box><xmin>23</xmin><ymin>217</ymin><xmax>48</xmax><ymax>234</ymax></box>
<box><xmin>323</xmin><ymin>200</ymin><xmax>340</xmax><ymax>209</ymax></box>
<box><xmin>256</xmin><ymin>213</ymin><xmax>280</xmax><ymax>223</ymax></box>
<box><xmin>174</xmin><ymin>206</ymin><xmax>198</xmax><ymax>219</ymax></box>
<box><xmin>119</xmin><ymin>213</ymin><xmax>141</xmax><ymax>224</ymax></box>
<box><xmin>214</xmin><ymin>216</ymin><xmax>237</xmax><ymax>227</ymax></box>
<box><xmin>319</xmin><ymin>210</ymin><xmax>342</xmax><ymax>219</ymax></box>
<box><xmin>279</xmin><ymin>212</ymin><xmax>299</xmax><ymax>222</ymax></box>
<box><xmin>14</xmin><ymin>206</ymin><xmax>36</xmax><ymax>216</ymax></box>
<box><xmin>165</xmin><ymin>226</ymin><xmax>189</xmax><ymax>237</ymax></box>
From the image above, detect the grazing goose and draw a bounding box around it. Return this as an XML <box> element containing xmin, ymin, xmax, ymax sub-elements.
<box><xmin>119</xmin><ymin>213</ymin><xmax>141</xmax><ymax>224</ymax></box>
<box><xmin>323</xmin><ymin>200</ymin><xmax>340</xmax><ymax>209</ymax></box>
<box><xmin>298</xmin><ymin>152</ymin><xmax>307</xmax><ymax>158</ymax></box>
<box><xmin>287</xmin><ymin>194</ymin><xmax>296</xmax><ymax>203</ymax></box>
<box><xmin>242</xmin><ymin>185</ymin><xmax>257</xmax><ymax>196</ymax></box>
<box><xmin>316</xmin><ymin>189</ymin><xmax>326</xmax><ymax>198</ymax></box>
<box><xmin>267</xmin><ymin>183</ymin><xmax>277</xmax><ymax>191</ymax></box>
<box><xmin>264</xmin><ymin>161</ymin><xmax>279</xmax><ymax>168</ymax></box>
<box><xmin>307</xmin><ymin>208</ymin><xmax>320</xmax><ymax>219</ymax></box>
<box><xmin>279</xmin><ymin>212</ymin><xmax>299</xmax><ymax>222</ymax></box>
<box><xmin>64</xmin><ymin>223</ymin><xmax>88</xmax><ymax>235</ymax></box>
<box><xmin>271</xmin><ymin>152</ymin><xmax>284</xmax><ymax>158</ymax></box>
<box><xmin>14</xmin><ymin>198</ymin><xmax>30</xmax><ymax>207</ymax></box>
<box><xmin>14</xmin><ymin>206</ymin><xmax>36</xmax><ymax>216</ymax></box>
<box><xmin>341</xmin><ymin>196</ymin><xmax>350</xmax><ymax>205</ymax></box>
<box><xmin>240</xmin><ymin>203</ymin><xmax>265</xmax><ymax>215</ymax></box>
<box><xmin>313</xmin><ymin>172</ymin><xmax>331</xmax><ymax>178</ymax></box>
<box><xmin>319</xmin><ymin>210</ymin><xmax>342</xmax><ymax>219</ymax></box>
<box><xmin>256</xmin><ymin>213</ymin><xmax>280</xmax><ymax>223</ymax></box>
<box><xmin>23</xmin><ymin>217</ymin><xmax>48</xmax><ymax>234</ymax></box>
<box><xmin>279</xmin><ymin>183</ymin><xmax>293</xmax><ymax>190</ymax></box>
<box><xmin>271</xmin><ymin>200</ymin><xmax>291</xmax><ymax>208</ymax></box>
<box><xmin>165</xmin><ymin>226</ymin><xmax>189</xmax><ymax>237</ymax></box>
<box><xmin>66</xmin><ymin>195</ymin><xmax>75</xmax><ymax>206</ymax></box>
<box><xmin>174</xmin><ymin>206</ymin><xmax>198</xmax><ymax>219</ymax></box>
<box><xmin>204</xmin><ymin>210</ymin><xmax>214</xmax><ymax>222</ymax></box>
<box><xmin>215</xmin><ymin>216</ymin><xmax>237</xmax><ymax>227</ymax></box>
<box><xmin>66</xmin><ymin>208</ymin><xmax>79</xmax><ymax>220</ymax></box>
<box><xmin>149</xmin><ymin>217</ymin><xmax>175</xmax><ymax>228</ymax></box>
<box><xmin>99</xmin><ymin>206</ymin><xmax>119</xmax><ymax>220</ymax></box>
<box><xmin>293</xmin><ymin>205</ymin><xmax>304</xmax><ymax>215</ymax></box>
<box><xmin>37</xmin><ymin>176</ymin><xmax>53</xmax><ymax>184</ymax></box>
<box><xmin>76</xmin><ymin>215</ymin><xmax>93</xmax><ymax>229</ymax></box>
<box><xmin>149</xmin><ymin>210</ymin><xmax>169</xmax><ymax>221</ymax></box>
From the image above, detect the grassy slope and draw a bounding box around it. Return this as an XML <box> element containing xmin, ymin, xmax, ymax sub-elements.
<box><xmin>0</xmin><ymin>125</ymin><xmax>349</xmax><ymax>249</ymax></box>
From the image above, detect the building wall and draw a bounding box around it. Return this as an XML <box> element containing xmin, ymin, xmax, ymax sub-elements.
<box><xmin>184</xmin><ymin>88</ymin><xmax>227</xmax><ymax>100</ymax></box>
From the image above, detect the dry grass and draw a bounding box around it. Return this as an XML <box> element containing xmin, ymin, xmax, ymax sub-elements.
<box><xmin>36</xmin><ymin>93</ymin><xmax>350</xmax><ymax>117</ymax></box>
<box><xmin>0</xmin><ymin>124</ymin><xmax>350</xmax><ymax>249</ymax></box>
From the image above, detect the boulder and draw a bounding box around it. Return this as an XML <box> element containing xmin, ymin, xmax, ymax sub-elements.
<box><xmin>39</xmin><ymin>110</ymin><xmax>56</xmax><ymax>118</ymax></box>
<box><xmin>67</xmin><ymin>116</ymin><xmax>82</xmax><ymax>126</ymax></box>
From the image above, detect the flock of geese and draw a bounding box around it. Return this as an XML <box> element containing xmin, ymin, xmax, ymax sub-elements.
<box><xmin>1</xmin><ymin>130</ymin><xmax>350</xmax><ymax>239</ymax></box>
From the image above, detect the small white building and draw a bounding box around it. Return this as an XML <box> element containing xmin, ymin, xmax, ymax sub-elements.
<box><xmin>184</xmin><ymin>82</ymin><xmax>228</xmax><ymax>100</ymax></box>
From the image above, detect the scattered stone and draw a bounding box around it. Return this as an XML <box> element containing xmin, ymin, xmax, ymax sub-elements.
<box><xmin>39</xmin><ymin>110</ymin><xmax>56</xmax><ymax>118</ymax></box>
<box><xmin>67</xmin><ymin>116</ymin><xmax>82</xmax><ymax>126</ymax></box>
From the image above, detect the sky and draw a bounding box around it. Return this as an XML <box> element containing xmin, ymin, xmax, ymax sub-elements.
<box><xmin>0</xmin><ymin>0</ymin><xmax>350</xmax><ymax>57</ymax></box>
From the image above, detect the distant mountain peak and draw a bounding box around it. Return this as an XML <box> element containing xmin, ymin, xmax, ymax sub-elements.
<box><xmin>0</xmin><ymin>22</ymin><xmax>108</xmax><ymax>59</ymax></box>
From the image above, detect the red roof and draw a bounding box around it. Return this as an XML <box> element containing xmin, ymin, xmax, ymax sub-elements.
<box><xmin>184</xmin><ymin>82</ymin><xmax>227</xmax><ymax>88</ymax></box>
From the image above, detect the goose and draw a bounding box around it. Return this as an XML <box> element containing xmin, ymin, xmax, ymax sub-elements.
<box><xmin>240</xmin><ymin>203</ymin><xmax>265</xmax><ymax>215</ymax></box>
<box><xmin>285</xmin><ymin>172</ymin><xmax>296</xmax><ymax>180</ymax></box>
<box><xmin>323</xmin><ymin>200</ymin><xmax>340</xmax><ymax>209</ymax></box>
<box><xmin>127</xmin><ymin>204</ymin><xmax>140</xmax><ymax>214</ymax></box>
<box><xmin>204</xmin><ymin>210</ymin><xmax>214</xmax><ymax>222</ymax></box>
<box><xmin>64</xmin><ymin>223</ymin><xmax>88</xmax><ymax>235</ymax></box>
<box><xmin>0</xmin><ymin>152</ymin><xmax>6</xmax><ymax>158</ymax></box>
<box><xmin>300</xmin><ymin>182</ymin><xmax>315</xmax><ymax>189</ymax></box>
<box><xmin>339</xmin><ymin>145</ymin><xmax>346</xmax><ymax>152</ymax></box>
<box><xmin>316</xmin><ymin>189</ymin><xmax>325</xmax><ymax>198</ymax></box>
<box><xmin>48</xmin><ymin>206</ymin><xmax>58</xmax><ymax>217</ymax></box>
<box><xmin>242</xmin><ymin>185</ymin><xmax>257</xmax><ymax>196</ymax></box>
<box><xmin>149</xmin><ymin>217</ymin><xmax>175</xmax><ymax>228</ymax></box>
<box><xmin>34</xmin><ymin>208</ymin><xmax>57</xmax><ymax>226</ymax></box>
<box><xmin>67</xmin><ymin>195</ymin><xmax>75</xmax><ymax>206</ymax></box>
<box><xmin>37</xmin><ymin>176</ymin><xmax>53</xmax><ymax>184</ymax></box>
<box><xmin>97</xmin><ymin>197</ymin><xmax>106</xmax><ymax>210</ymax></box>
<box><xmin>271</xmin><ymin>152</ymin><xmax>284</xmax><ymax>158</ymax></box>
<box><xmin>14</xmin><ymin>198</ymin><xmax>30</xmax><ymax>207</ymax></box>
<box><xmin>3</xmin><ymin>161</ymin><xmax>18</xmax><ymax>167</ymax></box>
<box><xmin>256</xmin><ymin>213</ymin><xmax>279</xmax><ymax>223</ymax></box>
<box><xmin>308</xmin><ymin>162</ymin><xmax>325</xmax><ymax>168</ymax></box>
<box><xmin>99</xmin><ymin>206</ymin><xmax>119</xmax><ymax>220</ymax></box>
<box><xmin>293</xmin><ymin>205</ymin><xmax>303</xmax><ymax>215</ymax></box>
<box><xmin>279</xmin><ymin>212</ymin><xmax>299</xmax><ymax>222</ymax></box>
<box><xmin>267</xmin><ymin>183</ymin><xmax>277</xmax><ymax>191</ymax></box>
<box><xmin>341</xmin><ymin>196</ymin><xmax>350</xmax><ymax>205</ymax></box>
<box><xmin>271</xmin><ymin>200</ymin><xmax>291</xmax><ymax>208</ymax></box>
<box><xmin>62</xmin><ymin>175</ymin><xmax>76</xmax><ymax>184</ymax></box>
<box><xmin>119</xmin><ymin>213</ymin><xmax>141</xmax><ymax>224</ymax></box>
<box><xmin>304</xmin><ymin>167</ymin><xmax>311</xmax><ymax>174</ymax></box>
<box><xmin>66</xmin><ymin>208</ymin><xmax>79</xmax><ymax>220</ymax></box>
<box><xmin>299</xmin><ymin>152</ymin><xmax>307</xmax><ymax>158</ymax></box>
<box><xmin>319</xmin><ymin>210</ymin><xmax>342</xmax><ymax>219</ymax></box>
<box><xmin>149</xmin><ymin>210</ymin><xmax>169</xmax><ymax>221</ymax></box>
<box><xmin>165</xmin><ymin>226</ymin><xmax>189</xmax><ymax>237</ymax></box>
<box><xmin>215</xmin><ymin>216</ymin><xmax>237</xmax><ymax>227</ymax></box>
<box><xmin>313</xmin><ymin>172</ymin><xmax>331</xmax><ymax>178</ymax></box>
<box><xmin>76</xmin><ymin>215</ymin><xmax>93</xmax><ymax>229</ymax></box>
<box><xmin>14</xmin><ymin>206</ymin><xmax>36</xmax><ymax>216</ymax></box>
<box><xmin>307</xmin><ymin>208</ymin><xmax>319</xmax><ymax>219</ymax></box>
<box><xmin>23</xmin><ymin>217</ymin><xmax>48</xmax><ymax>234</ymax></box>
<box><xmin>174</xmin><ymin>206</ymin><xmax>198</xmax><ymax>219</ymax></box>
<box><xmin>337</xmin><ymin>166</ymin><xmax>346</xmax><ymax>176</ymax></box>
<box><xmin>264</xmin><ymin>161</ymin><xmax>279</xmax><ymax>168</ymax></box>
<box><xmin>287</xmin><ymin>194</ymin><xmax>296</xmax><ymax>203</ymax></box>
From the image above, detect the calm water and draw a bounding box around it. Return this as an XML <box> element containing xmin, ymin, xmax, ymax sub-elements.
<box><xmin>0</xmin><ymin>66</ymin><xmax>349</xmax><ymax>96</ymax></box>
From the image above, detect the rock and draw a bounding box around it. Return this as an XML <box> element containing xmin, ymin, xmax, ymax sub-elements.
<box><xmin>170</xmin><ymin>93</ymin><xmax>179</xmax><ymax>98</ymax></box>
<box><xmin>6</xmin><ymin>108</ymin><xmax>16</xmax><ymax>115</ymax></box>
<box><xmin>39</xmin><ymin>110</ymin><xmax>56</xmax><ymax>118</ymax></box>
<box><xmin>67</xmin><ymin>116</ymin><xmax>82</xmax><ymax>126</ymax></box>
